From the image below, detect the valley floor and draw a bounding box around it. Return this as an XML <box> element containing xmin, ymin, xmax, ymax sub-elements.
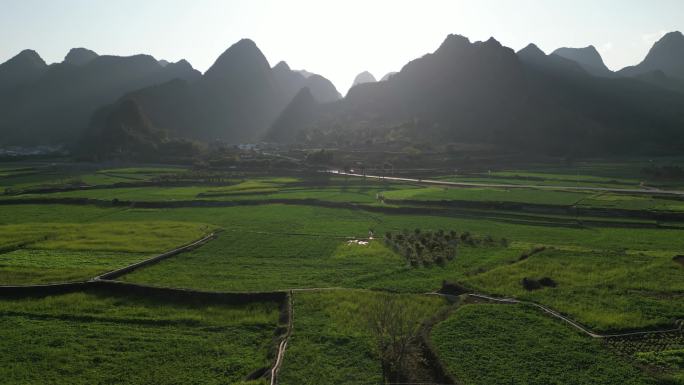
<box><xmin>0</xmin><ymin>161</ymin><xmax>683</xmax><ymax>384</ymax></box>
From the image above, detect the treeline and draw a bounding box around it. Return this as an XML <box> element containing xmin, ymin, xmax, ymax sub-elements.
<box><xmin>384</xmin><ymin>229</ymin><xmax>507</xmax><ymax>268</ymax></box>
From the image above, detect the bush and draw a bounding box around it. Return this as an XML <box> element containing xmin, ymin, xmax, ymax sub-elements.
<box><xmin>439</xmin><ymin>281</ymin><xmax>469</xmax><ymax>296</ymax></box>
<box><xmin>522</xmin><ymin>276</ymin><xmax>557</xmax><ymax>291</ymax></box>
<box><xmin>522</xmin><ymin>277</ymin><xmax>543</xmax><ymax>291</ymax></box>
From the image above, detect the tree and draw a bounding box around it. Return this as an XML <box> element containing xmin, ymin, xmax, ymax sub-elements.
<box><xmin>364</xmin><ymin>294</ymin><xmax>424</xmax><ymax>384</ymax></box>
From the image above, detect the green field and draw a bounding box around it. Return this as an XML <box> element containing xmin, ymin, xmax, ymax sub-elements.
<box><xmin>1</xmin><ymin>161</ymin><xmax>683</xmax><ymax>384</ymax></box>
<box><xmin>8</xmin><ymin>177</ymin><xmax>398</xmax><ymax>204</ymax></box>
<box><xmin>0</xmin><ymin>217</ymin><xmax>212</xmax><ymax>285</ymax></box>
<box><xmin>463</xmin><ymin>248</ymin><xmax>684</xmax><ymax>331</ymax></box>
<box><xmin>279</xmin><ymin>290</ymin><xmax>448</xmax><ymax>385</ymax></box>
<box><xmin>97</xmin><ymin>202</ymin><xmax>684</xmax><ymax>331</ymax></box>
<box><xmin>438</xmin><ymin>159</ymin><xmax>684</xmax><ymax>190</ymax></box>
<box><xmin>0</xmin><ymin>289</ymin><xmax>280</xmax><ymax>385</ymax></box>
<box><xmin>0</xmin><ymin>164</ymin><xmax>187</xmax><ymax>192</ymax></box>
<box><xmin>384</xmin><ymin>185</ymin><xmax>591</xmax><ymax>205</ymax></box>
<box><xmin>431</xmin><ymin>303</ymin><xmax>651</xmax><ymax>385</ymax></box>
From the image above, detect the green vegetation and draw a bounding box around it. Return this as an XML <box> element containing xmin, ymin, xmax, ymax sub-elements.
<box><xmin>1</xmin><ymin>164</ymin><xmax>186</xmax><ymax>193</ymax></box>
<box><xmin>0</xmin><ymin>221</ymin><xmax>211</xmax><ymax>252</ymax></box>
<box><xmin>637</xmin><ymin>349</ymin><xmax>684</xmax><ymax>370</ymax></box>
<box><xmin>122</xmin><ymin>232</ymin><xmax>405</xmax><ymax>291</ymax></box>
<box><xmin>1</xmin><ymin>161</ymin><xmax>683</xmax><ymax>384</ymax></box>
<box><xmin>10</xmin><ymin>178</ymin><xmax>394</xmax><ymax>204</ymax></box>
<box><xmin>462</xmin><ymin>248</ymin><xmax>684</xmax><ymax>331</ymax></box>
<box><xmin>383</xmin><ymin>185</ymin><xmax>590</xmax><ymax>205</ymax></box>
<box><xmin>111</xmin><ymin>201</ymin><xmax>683</xmax><ymax>330</ymax></box>
<box><xmin>279</xmin><ymin>290</ymin><xmax>447</xmax><ymax>385</ymax></box>
<box><xmin>0</xmin><ymin>290</ymin><xmax>280</xmax><ymax>385</ymax></box>
<box><xmin>431</xmin><ymin>304</ymin><xmax>651</xmax><ymax>385</ymax></box>
<box><xmin>0</xmin><ymin>220</ymin><xmax>212</xmax><ymax>284</ymax></box>
<box><xmin>0</xmin><ymin>249</ymin><xmax>146</xmax><ymax>284</ymax></box>
<box><xmin>606</xmin><ymin>332</ymin><xmax>684</xmax><ymax>384</ymax></box>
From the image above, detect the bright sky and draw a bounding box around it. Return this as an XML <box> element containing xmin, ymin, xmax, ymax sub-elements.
<box><xmin>1</xmin><ymin>0</ymin><xmax>683</xmax><ymax>92</ymax></box>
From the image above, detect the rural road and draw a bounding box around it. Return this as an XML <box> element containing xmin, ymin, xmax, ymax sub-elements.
<box><xmin>329</xmin><ymin>170</ymin><xmax>684</xmax><ymax>196</ymax></box>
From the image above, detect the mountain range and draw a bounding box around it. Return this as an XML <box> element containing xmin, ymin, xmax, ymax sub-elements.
<box><xmin>0</xmin><ymin>40</ymin><xmax>341</xmax><ymax>147</ymax></box>
<box><xmin>108</xmin><ymin>39</ymin><xmax>341</xmax><ymax>145</ymax></box>
<box><xmin>270</xmin><ymin>32</ymin><xmax>684</xmax><ymax>155</ymax></box>
<box><xmin>0</xmin><ymin>48</ymin><xmax>200</xmax><ymax>145</ymax></box>
<box><xmin>1</xmin><ymin>31</ymin><xmax>684</xmax><ymax>156</ymax></box>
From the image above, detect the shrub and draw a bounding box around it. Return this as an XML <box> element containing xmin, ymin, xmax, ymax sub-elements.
<box><xmin>439</xmin><ymin>281</ymin><xmax>469</xmax><ymax>295</ymax></box>
<box><xmin>522</xmin><ymin>277</ymin><xmax>557</xmax><ymax>290</ymax></box>
<box><xmin>522</xmin><ymin>277</ymin><xmax>543</xmax><ymax>291</ymax></box>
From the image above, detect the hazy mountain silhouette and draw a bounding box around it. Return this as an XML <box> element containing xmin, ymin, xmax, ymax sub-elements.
<box><xmin>352</xmin><ymin>71</ymin><xmax>377</xmax><ymax>87</ymax></box>
<box><xmin>619</xmin><ymin>31</ymin><xmax>684</xmax><ymax>79</ymax></box>
<box><xmin>6</xmin><ymin>32</ymin><xmax>684</xmax><ymax>155</ymax></box>
<box><xmin>63</xmin><ymin>48</ymin><xmax>98</xmax><ymax>66</ymax></box>
<box><xmin>294</xmin><ymin>69</ymin><xmax>314</xmax><ymax>78</ymax></box>
<box><xmin>380</xmin><ymin>72</ymin><xmax>398</xmax><ymax>81</ymax></box>
<box><xmin>83</xmin><ymin>98</ymin><xmax>166</xmax><ymax>157</ymax></box>
<box><xmin>552</xmin><ymin>46</ymin><xmax>614</xmax><ymax>77</ymax></box>
<box><xmin>101</xmin><ymin>39</ymin><xmax>340</xmax><ymax>144</ymax></box>
<box><xmin>0</xmin><ymin>49</ymin><xmax>47</xmax><ymax>91</ymax></box>
<box><xmin>272</xmin><ymin>34</ymin><xmax>684</xmax><ymax>155</ymax></box>
<box><xmin>192</xmin><ymin>39</ymin><xmax>283</xmax><ymax>142</ymax></box>
<box><xmin>272</xmin><ymin>61</ymin><xmax>341</xmax><ymax>103</ymax></box>
<box><xmin>633</xmin><ymin>69</ymin><xmax>684</xmax><ymax>93</ymax></box>
<box><xmin>265</xmin><ymin>87</ymin><xmax>318</xmax><ymax>143</ymax></box>
<box><xmin>0</xmin><ymin>49</ymin><xmax>200</xmax><ymax>145</ymax></box>
<box><xmin>517</xmin><ymin>44</ymin><xmax>587</xmax><ymax>75</ymax></box>
<box><xmin>80</xmin><ymin>98</ymin><xmax>200</xmax><ymax>161</ymax></box>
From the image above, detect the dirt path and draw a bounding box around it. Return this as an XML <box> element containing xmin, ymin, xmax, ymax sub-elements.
<box><xmin>270</xmin><ymin>291</ymin><xmax>294</xmax><ymax>385</ymax></box>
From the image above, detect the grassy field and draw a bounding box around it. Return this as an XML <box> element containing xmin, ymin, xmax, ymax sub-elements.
<box><xmin>8</xmin><ymin>166</ymin><xmax>684</xmax><ymax>214</ymax></box>
<box><xmin>0</xmin><ymin>163</ymin><xmax>187</xmax><ymax>192</ymax></box>
<box><xmin>0</xmin><ymin>218</ymin><xmax>212</xmax><ymax>285</ymax></box>
<box><xmin>438</xmin><ymin>158</ymin><xmax>684</xmax><ymax>189</ymax></box>
<box><xmin>606</xmin><ymin>332</ymin><xmax>684</xmax><ymax>384</ymax></box>
<box><xmin>2</xmin><ymin>161</ymin><xmax>684</xmax><ymax>384</ymax></box>
<box><xmin>278</xmin><ymin>290</ymin><xmax>448</xmax><ymax>385</ymax></box>
<box><xmin>0</xmin><ymin>249</ymin><xmax>146</xmax><ymax>285</ymax></box>
<box><xmin>122</xmin><ymin>232</ymin><xmax>404</xmax><ymax>291</ymax></box>
<box><xmin>102</xmin><ymin>202</ymin><xmax>684</xmax><ymax>331</ymax></box>
<box><xmin>7</xmin><ymin>178</ymin><xmax>400</xmax><ymax>204</ymax></box>
<box><xmin>121</xmin><ymin>227</ymin><xmax>520</xmax><ymax>293</ymax></box>
<box><xmin>3</xmin><ymin>200</ymin><xmax>681</xmax><ymax>330</ymax></box>
<box><xmin>462</xmin><ymin>248</ymin><xmax>684</xmax><ymax>331</ymax></box>
<box><xmin>383</xmin><ymin>185</ymin><xmax>684</xmax><ymax>212</ymax></box>
<box><xmin>431</xmin><ymin>303</ymin><xmax>652</xmax><ymax>385</ymax></box>
<box><xmin>437</xmin><ymin>170</ymin><xmax>642</xmax><ymax>189</ymax></box>
<box><xmin>0</xmin><ymin>289</ymin><xmax>280</xmax><ymax>385</ymax></box>
<box><xmin>384</xmin><ymin>185</ymin><xmax>591</xmax><ymax>205</ymax></box>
